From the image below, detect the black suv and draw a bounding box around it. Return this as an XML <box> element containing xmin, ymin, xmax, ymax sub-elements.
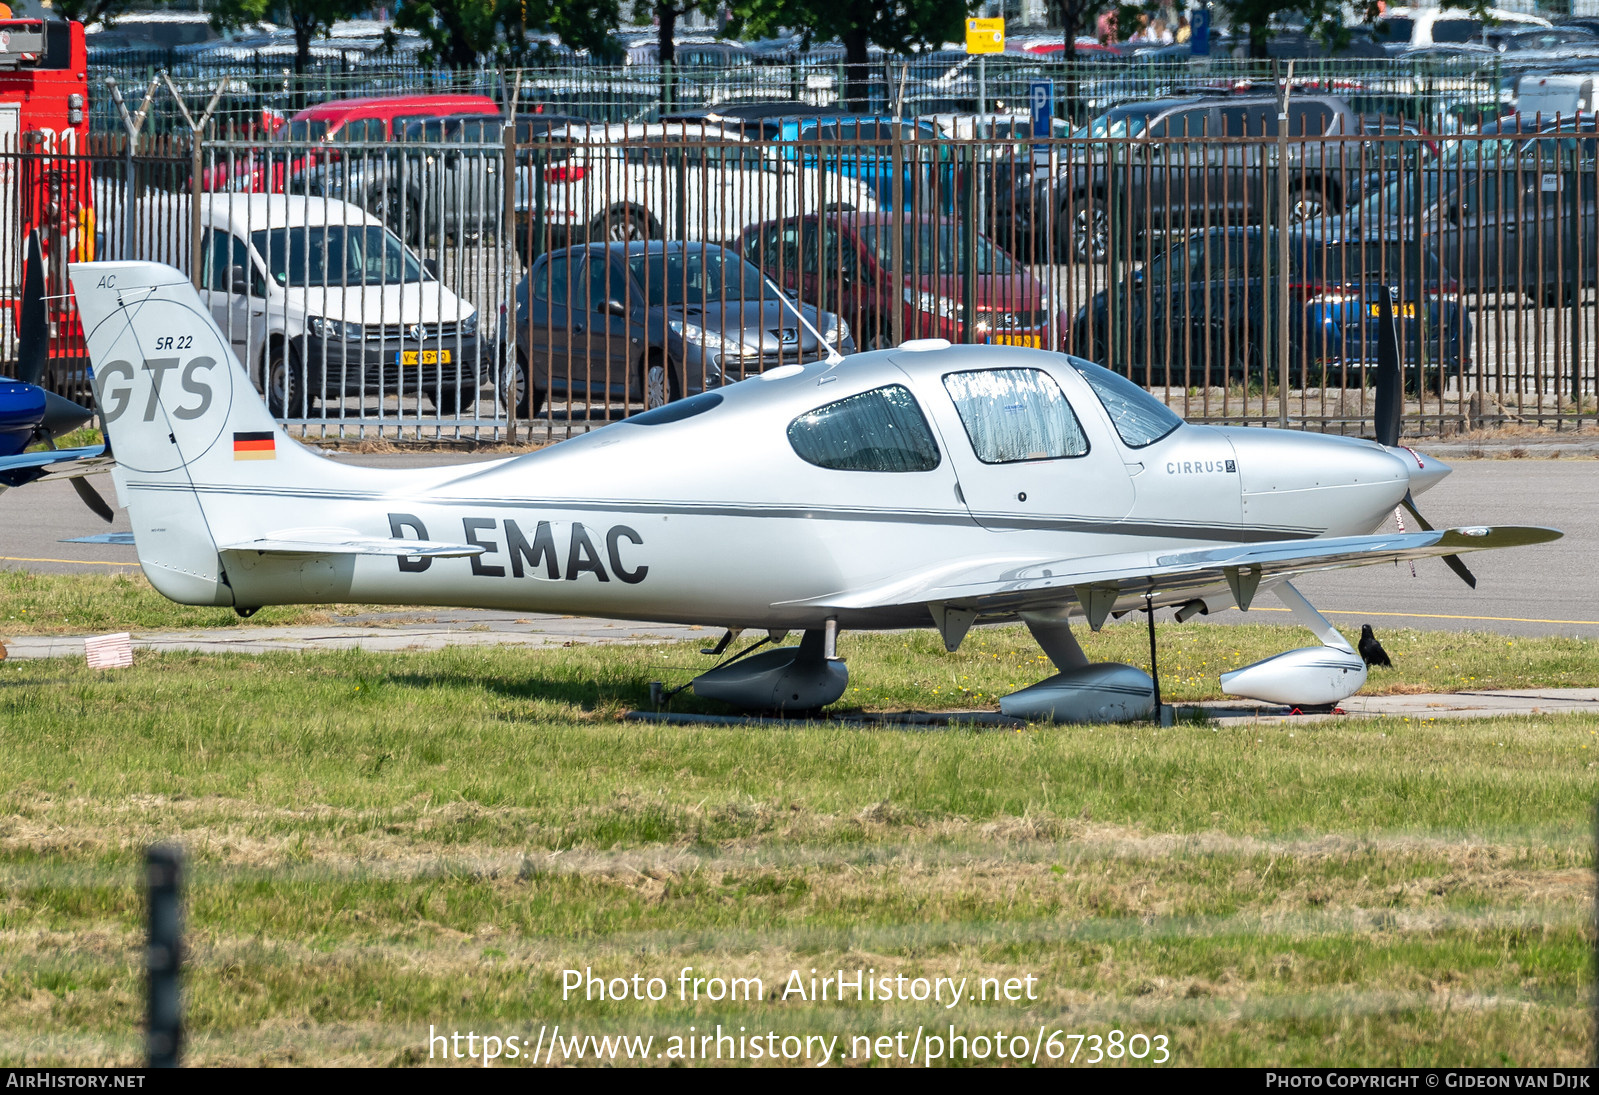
<box><xmin>993</xmin><ymin>95</ymin><xmax>1397</xmax><ymax>263</ymax></box>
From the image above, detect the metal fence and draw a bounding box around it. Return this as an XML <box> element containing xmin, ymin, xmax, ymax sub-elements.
<box><xmin>91</xmin><ymin>55</ymin><xmax>1523</xmax><ymax>136</ymax></box>
<box><xmin>17</xmin><ymin>110</ymin><xmax>1598</xmax><ymax>441</ymax></box>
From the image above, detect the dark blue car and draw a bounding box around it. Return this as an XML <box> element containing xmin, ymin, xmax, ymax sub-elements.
<box><xmin>1074</xmin><ymin>227</ymin><xmax>1470</xmax><ymax>391</ymax></box>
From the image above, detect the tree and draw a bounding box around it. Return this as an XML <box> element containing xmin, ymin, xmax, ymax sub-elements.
<box><xmin>45</xmin><ymin>0</ymin><xmax>129</xmax><ymax>26</ymax></box>
<box><xmin>395</xmin><ymin>0</ymin><xmax>621</xmax><ymax>71</ymax></box>
<box><xmin>729</xmin><ymin>0</ymin><xmax>974</xmax><ymax>108</ymax></box>
<box><xmin>211</xmin><ymin>0</ymin><xmax>367</xmax><ymax>77</ymax></box>
<box><xmin>1045</xmin><ymin>0</ymin><xmax>1124</xmax><ymax>59</ymax></box>
<box><xmin>631</xmin><ymin>0</ymin><xmax>717</xmax><ymax>68</ymax></box>
<box><xmin>1214</xmin><ymin>0</ymin><xmax>1495</xmax><ymax>59</ymax></box>
<box><xmin>628</xmin><ymin>0</ymin><xmax>719</xmax><ymax>110</ymax></box>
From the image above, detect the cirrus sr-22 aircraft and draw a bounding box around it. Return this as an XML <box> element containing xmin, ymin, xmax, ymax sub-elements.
<box><xmin>67</xmin><ymin>259</ymin><xmax>1559</xmax><ymax>722</ymax></box>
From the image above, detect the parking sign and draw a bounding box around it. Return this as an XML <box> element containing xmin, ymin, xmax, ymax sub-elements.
<box><xmin>1191</xmin><ymin>5</ymin><xmax>1211</xmax><ymax>56</ymax></box>
<box><xmin>1030</xmin><ymin>79</ymin><xmax>1054</xmax><ymax>141</ymax></box>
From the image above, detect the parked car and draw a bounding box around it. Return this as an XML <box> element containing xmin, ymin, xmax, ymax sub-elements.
<box><xmin>758</xmin><ymin>115</ymin><xmax>953</xmax><ymax>213</ymax></box>
<box><xmin>527</xmin><ymin>122</ymin><xmax>882</xmax><ymax>247</ymax></box>
<box><xmin>1072</xmin><ymin>229</ymin><xmax>1470</xmax><ymax>391</ymax></box>
<box><xmin>157</xmin><ymin>194</ymin><xmax>484</xmax><ymax>417</ymax></box>
<box><xmin>1315</xmin><ymin>117</ymin><xmax>1598</xmax><ymax>302</ymax></box>
<box><xmin>203</xmin><ymin>93</ymin><xmax>501</xmax><ymax>194</ymax></box>
<box><xmin>1021</xmin><ymin>94</ymin><xmax>1381</xmax><ymax>264</ymax></box>
<box><xmin>302</xmin><ymin>112</ymin><xmax>589</xmax><ymax>244</ymax></box>
<box><xmin>499</xmin><ymin>241</ymin><xmax>853</xmax><ymax>417</ymax></box>
<box><xmin>737</xmin><ymin>213</ymin><xmax>1064</xmax><ymax>350</ymax></box>
<box><xmin>1372</xmin><ymin>7</ymin><xmax>1551</xmax><ymax>49</ymax></box>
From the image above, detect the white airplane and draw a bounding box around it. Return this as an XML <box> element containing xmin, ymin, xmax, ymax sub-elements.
<box><xmin>68</xmin><ymin>260</ymin><xmax>1559</xmax><ymax>722</ymax></box>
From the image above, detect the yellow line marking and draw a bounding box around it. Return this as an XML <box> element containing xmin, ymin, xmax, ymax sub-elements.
<box><xmin>0</xmin><ymin>556</ymin><xmax>138</xmax><ymax>567</ymax></box>
<box><xmin>1243</xmin><ymin>605</ymin><xmax>1599</xmax><ymax>626</ymax></box>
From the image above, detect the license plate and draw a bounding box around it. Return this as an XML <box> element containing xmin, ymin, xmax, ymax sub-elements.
<box><xmin>1368</xmin><ymin>303</ymin><xmax>1417</xmax><ymax>318</ymax></box>
<box><xmin>990</xmin><ymin>334</ymin><xmax>1042</xmax><ymax>348</ymax></box>
<box><xmin>397</xmin><ymin>349</ymin><xmax>452</xmax><ymax>366</ymax></box>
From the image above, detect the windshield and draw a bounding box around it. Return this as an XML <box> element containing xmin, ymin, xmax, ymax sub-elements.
<box><xmin>1371</xmin><ymin>17</ymin><xmax>1415</xmax><ymax>42</ymax></box>
<box><xmin>250</xmin><ymin>225</ymin><xmax>425</xmax><ymax>287</ymax></box>
<box><xmin>1074</xmin><ymin>107</ymin><xmax>1159</xmax><ymax>140</ymax></box>
<box><xmin>283</xmin><ymin>119</ymin><xmax>329</xmax><ymax>143</ymax></box>
<box><xmin>1352</xmin><ymin>172</ymin><xmax>1444</xmax><ymax>219</ymax></box>
<box><xmin>860</xmin><ymin>223</ymin><xmax>1013</xmax><ymax>275</ymax></box>
<box><xmin>627</xmin><ymin>250</ymin><xmax>784</xmax><ymax>306</ymax></box>
<box><xmin>1069</xmin><ymin>359</ymin><xmax>1182</xmax><ymax>448</ymax></box>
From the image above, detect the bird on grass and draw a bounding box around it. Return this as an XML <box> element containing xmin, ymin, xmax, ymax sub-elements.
<box><xmin>1358</xmin><ymin>625</ymin><xmax>1392</xmax><ymax>668</ymax></box>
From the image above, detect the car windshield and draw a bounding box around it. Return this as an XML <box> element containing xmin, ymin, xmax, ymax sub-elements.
<box><xmin>1371</xmin><ymin>17</ymin><xmax>1415</xmax><ymax>42</ymax></box>
<box><xmin>627</xmin><ymin>250</ymin><xmax>783</xmax><ymax>305</ymax></box>
<box><xmin>860</xmin><ymin>223</ymin><xmax>1013</xmax><ymax>275</ymax></box>
<box><xmin>1073</xmin><ymin>107</ymin><xmax>1158</xmax><ymax>140</ymax></box>
<box><xmin>1351</xmin><ymin>172</ymin><xmax>1444</xmax><ymax>219</ymax></box>
<box><xmin>250</xmin><ymin>224</ymin><xmax>425</xmax><ymax>287</ymax></box>
<box><xmin>282</xmin><ymin>120</ymin><xmax>329</xmax><ymax>142</ymax></box>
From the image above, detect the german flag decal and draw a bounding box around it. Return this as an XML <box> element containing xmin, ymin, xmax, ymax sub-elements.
<box><xmin>233</xmin><ymin>431</ymin><xmax>275</xmax><ymax>461</ymax></box>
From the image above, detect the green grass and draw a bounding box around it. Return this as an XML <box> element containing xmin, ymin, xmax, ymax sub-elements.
<box><xmin>0</xmin><ymin>569</ymin><xmax>389</xmax><ymax>634</ymax></box>
<box><xmin>0</xmin><ymin>644</ymin><xmax>1594</xmax><ymax>1066</ymax></box>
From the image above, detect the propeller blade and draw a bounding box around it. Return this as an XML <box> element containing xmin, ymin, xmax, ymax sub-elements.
<box><xmin>1373</xmin><ymin>287</ymin><xmax>1402</xmax><ymax>449</ymax></box>
<box><xmin>1400</xmin><ymin>492</ymin><xmax>1477</xmax><ymax>589</ymax></box>
<box><xmin>69</xmin><ymin>474</ymin><xmax>115</xmax><ymax>523</ymax></box>
<box><xmin>16</xmin><ymin>229</ymin><xmax>47</xmax><ymax>388</ymax></box>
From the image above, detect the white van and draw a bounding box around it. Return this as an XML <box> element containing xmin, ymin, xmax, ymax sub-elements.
<box><xmin>1517</xmin><ymin>74</ymin><xmax>1598</xmax><ymax>119</ymax></box>
<box><xmin>132</xmin><ymin>194</ymin><xmax>484</xmax><ymax>418</ymax></box>
<box><xmin>1373</xmin><ymin>6</ymin><xmax>1551</xmax><ymax>48</ymax></box>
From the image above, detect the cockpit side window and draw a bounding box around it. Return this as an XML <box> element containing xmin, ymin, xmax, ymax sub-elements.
<box><xmin>942</xmin><ymin>368</ymin><xmax>1088</xmax><ymax>464</ymax></box>
<box><xmin>788</xmin><ymin>384</ymin><xmax>941</xmax><ymax>472</ymax></box>
<box><xmin>1069</xmin><ymin>358</ymin><xmax>1182</xmax><ymax>448</ymax></box>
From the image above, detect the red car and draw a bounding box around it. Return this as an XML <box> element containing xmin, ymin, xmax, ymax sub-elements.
<box><xmin>201</xmin><ymin>93</ymin><xmax>500</xmax><ymax>193</ymax></box>
<box><xmin>737</xmin><ymin>213</ymin><xmax>1066</xmax><ymax>350</ymax></box>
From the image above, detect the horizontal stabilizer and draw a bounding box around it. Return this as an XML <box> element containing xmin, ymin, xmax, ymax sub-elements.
<box><xmin>218</xmin><ymin>529</ymin><xmax>484</xmax><ymax>558</ymax></box>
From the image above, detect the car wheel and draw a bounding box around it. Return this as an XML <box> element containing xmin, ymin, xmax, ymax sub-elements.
<box><xmin>643</xmin><ymin>355</ymin><xmax>680</xmax><ymax>410</ymax></box>
<box><xmin>1070</xmin><ymin>204</ymin><xmax>1109</xmax><ymax>265</ymax></box>
<box><xmin>433</xmin><ymin>374</ymin><xmax>481</xmax><ymax>418</ymax></box>
<box><xmin>1288</xmin><ymin>183</ymin><xmax>1325</xmax><ymax>223</ymax></box>
<box><xmin>264</xmin><ymin>342</ymin><xmax>306</xmax><ymax>419</ymax></box>
<box><xmin>500</xmin><ymin>353</ymin><xmax>547</xmax><ymax>418</ymax></box>
<box><xmin>865</xmin><ymin>323</ymin><xmax>894</xmax><ymax>351</ymax></box>
<box><xmin>366</xmin><ymin>186</ymin><xmax>404</xmax><ymax>230</ymax></box>
<box><xmin>593</xmin><ymin>205</ymin><xmax>657</xmax><ymax>243</ymax></box>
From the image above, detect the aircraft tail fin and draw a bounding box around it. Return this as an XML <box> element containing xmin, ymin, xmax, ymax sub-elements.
<box><xmin>68</xmin><ymin>261</ymin><xmax>340</xmax><ymax>604</ymax></box>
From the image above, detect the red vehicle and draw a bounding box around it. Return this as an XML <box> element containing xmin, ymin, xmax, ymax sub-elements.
<box><xmin>738</xmin><ymin>213</ymin><xmax>1067</xmax><ymax>350</ymax></box>
<box><xmin>202</xmin><ymin>93</ymin><xmax>500</xmax><ymax>193</ymax></box>
<box><xmin>0</xmin><ymin>18</ymin><xmax>93</xmax><ymax>388</ymax></box>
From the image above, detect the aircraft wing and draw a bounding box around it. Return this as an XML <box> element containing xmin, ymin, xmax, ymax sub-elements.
<box><xmin>217</xmin><ymin>529</ymin><xmax>484</xmax><ymax>558</ymax></box>
<box><xmin>786</xmin><ymin>525</ymin><xmax>1562</xmax><ymax>620</ymax></box>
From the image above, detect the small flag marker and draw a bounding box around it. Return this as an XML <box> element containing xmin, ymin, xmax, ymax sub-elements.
<box><xmin>233</xmin><ymin>431</ymin><xmax>275</xmax><ymax>461</ymax></box>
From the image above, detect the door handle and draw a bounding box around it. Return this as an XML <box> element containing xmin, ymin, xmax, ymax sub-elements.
<box><xmin>249</xmin><ymin>309</ymin><xmax>263</xmax><ymax>316</ymax></box>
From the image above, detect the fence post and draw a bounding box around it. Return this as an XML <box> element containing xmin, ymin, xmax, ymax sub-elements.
<box><xmin>162</xmin><ymin>74</ymin><xmax>228</xmax><ymax>291</ymax></box>
<box><xmin>960</xmin><ymin>145</ymin><xmax>976</xmax><ymax>342</ymax></box>
<box><xmin>1275</xmin><ymin>61</ymin><xmax>1293</xmax><ymax>429</ymax></box>
<box><xmin>500</xmin><ymin>69</ymin><xmax>521</xmax><ymax>445</ymax></box>
<box><xmin>890</xmin><ymin>114</ymin><xmax>905</xmax><ymax>347</ymax></box>
<box><xmin>145</xmin><ymin>844</ymin><xmax>183</xmax><ymax>1068</ymax></box>
<box><xmin>105</xmin><ymin>75</ymin><xmax>160</xmax><ymax>261</ymax></box>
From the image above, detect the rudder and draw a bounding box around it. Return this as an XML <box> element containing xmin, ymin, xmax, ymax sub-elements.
<box><xmin>68</xmin><ymin>261</ymin><xmax>324</xmax><ymax>605</ymax></box>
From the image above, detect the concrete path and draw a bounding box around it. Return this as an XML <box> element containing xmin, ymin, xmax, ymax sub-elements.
<box><xmin>0</xmin><ymin>610</ymin><xmax>704</xmax><ymax>660</ymax></box>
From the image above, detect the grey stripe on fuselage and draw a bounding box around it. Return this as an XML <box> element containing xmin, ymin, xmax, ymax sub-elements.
<box><xmin>124</xmin><ymin>481</ymin><xmax>1325</xmax><ymax>544</ymax></box>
